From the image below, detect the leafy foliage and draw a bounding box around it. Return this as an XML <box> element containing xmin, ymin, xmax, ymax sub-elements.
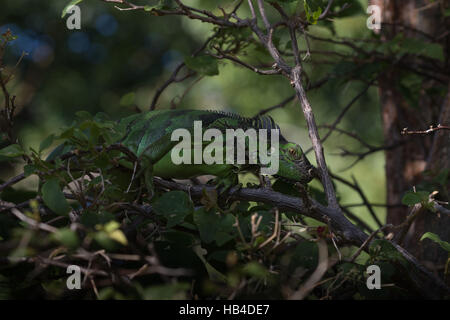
<box><xmin>1</xmin><ymin>0</ymin><xmax>448</xmax><ymax>300</ymax></box>
<box><xmin>421</xmin><ymin>232</ymin><xmax>450</xmax><ymax>253</ymax></box>
<box><xmin>0</xmin><ymin>112</ymin><xmax>430</xmax><ymax>299</ymax></box>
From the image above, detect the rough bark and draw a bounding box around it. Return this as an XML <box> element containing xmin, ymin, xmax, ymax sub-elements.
<box><xmin>370</xmin><ymin>0</ymin><xmax>450</xmax><ymax>272</ymax></box>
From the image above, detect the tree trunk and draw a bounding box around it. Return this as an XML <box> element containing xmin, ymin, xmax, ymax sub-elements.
<box><xmin>370</xmin><ymin>0</ymin><xmax>450</xmax><ymax>276</ymax></box>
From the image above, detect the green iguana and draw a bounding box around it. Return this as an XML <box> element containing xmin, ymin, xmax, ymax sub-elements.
<box><xmin>48</xmin><ymin>109</ymin><xmax>316</xmax><ymax>196</ymax></box>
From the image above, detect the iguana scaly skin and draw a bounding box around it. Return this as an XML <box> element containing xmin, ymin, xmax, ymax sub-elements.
<box><xmin>118</xmin><ymin>109</ymin><xmax>314</xmax><ymax>194</ymax></box>
<box><xmin>49</xmin><ymin>109</ymin><xmax>315</xmax><ymax>196</ymax></box>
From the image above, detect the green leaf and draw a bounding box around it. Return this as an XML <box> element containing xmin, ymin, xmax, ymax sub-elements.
<box><xmin>194</xmin><ymin>208</ymin><xmax>235</xmax><ymax>245</ymax></box>
<box><xmin>144</xmin><ymin>0</ymin><xmax>172</xmax><ymax>12</ymax></box>
<box><xmin>109</xmin><ymin>229</ymin><xmax>128</xmax><ymax>246</ymax></box>
<box><xmin>369</xmin><ymin>239</ymin><xmax>407</xmax><ymax>266</ymax></box>
<box><xmin>52</xmin><ymin>228</ymin><xmax>79</xmax><ymax>249</ymax></box>
<box><xmin>75</xmin><ymin>110</ymin><xmax>93</xmax><ymax>120</ymax></box>
<box><xmin>61</xmin><ymin>0</ymin><xmax>83</xmax><ymax>18</ymax></box>
<box><xmin>193</xmin><ymin>245</ymin><xmax>227</xmax><ymax>283</ymax></box>
<box><xmin>242</xmin><ymin>262</ymin><xmax>270</xmax><ymax>279</ymax></box>
<box><xmin>45</xmin><ymin>143</ymin><xmax>73</xmax><ymax>162</ymax></box>
<box><xmin>100</xmin><ymin>221</ymin><xmax>128</xmax><ymax>245</ymax></box>
<box><xmin>401</xmin><ymin>191</ymin><xmax>429</xmax><ymax>206</ymax></box>
<box><xmin>400</xmin><ymin>38</ymin><xmax>444</xmax><ymax>62</ymax></box>
<box><xmin>144</xmin><ymin>5</ymin><xmax>160</xmax><ymax>12</ymax></box>
<box><xmin>142</xmin><ymin>283</ymin><xmax>190</xmax><ymax>300</ymax></box>
<box><xmin>304</xmin><ymin>0</ymin><xmax>324</xmax><ymax>24</ymax></box>
<box><xmin>152</xmin><ymin>191</ymin><xmax>193</xmax><ymax>228</ymax></box>
<box><xmin>119</xmin><ymin>92</ymin><xmax>135</xmax><ymax>106</ymax></box>
<box><xmin>80</xmin><ymin>211</ymin><xmax>114</xmax><ymax>227</ymax></box>
<box><xmin>42</xmin><ymin>178</ymin><xmax>71</xmax><ymax>216</ymax></box>
<box><xmin>0</xmin><ymin>144</ymin><xmax>24</xmax><ymax>158</ymax></box>
<box><xmin>39</xmin><ymin>134</ymin><xmax>55</xmax><ymax>153</ymax></box>
<box><xmin>185</xmin><ymin>55</ymin><xmax>219</xmax><ymax>76</ymax></box>
<box><xmin>265</xmin><ymin>0</ymin><xmax>298</xmax><ymax>2</ymax></box>
<box><xmin>390</xmin><ymin>34</ymin><xmax>445</xmax><ymax>62</ymax></box>
<box><xmin>104</xmin><ymin>220</ymin><xmax>120</xmax><ymax>233</ymax></box>
<box><xmin>94</xmin><ymin>231</ymin><xmax>117</xmax><ymax>250</ymax></box>
<box><xmin>23</xmin><ymin>164</ymin><xmax>36</xmax><ymax>177</ymax></box>
<box><xmin>420</xmin><ymin>232</ymin><xmax>450</xmax><ymax>252</ymax></box>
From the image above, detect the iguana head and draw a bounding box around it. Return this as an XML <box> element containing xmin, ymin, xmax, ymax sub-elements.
<box><xmin>276</xmin><ymin>142</ymin><xmax>316</xmax><ymax>184</ymax></box>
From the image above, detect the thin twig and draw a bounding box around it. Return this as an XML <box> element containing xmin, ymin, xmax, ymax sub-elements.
<box><xmin>10</xmin><ymin>208</ymin><xmax>58</xmax><ymax>233</ymax></box>
<box><xmin>306</xmin><ymin>79</ymin><xmax>376</xmax><ymax>154</ymax></box>
<box><xmin>331</xmin><ymin>173</ymin><xmax>384</xmax><ymax>230</ymax></box>
<box><xmin>349</xmin><ymin>224</ymin><xmax>392</xmax><ymax>263</ymax></box>
<box><xmin>289</xmin><ymin>238</ymin><xmax>329</xmax><ymax>300</ymax></box>
<box><xmin>401</xmin><ymin>124</ymin><xmax>450</xmax><ymax>135</ymax></box>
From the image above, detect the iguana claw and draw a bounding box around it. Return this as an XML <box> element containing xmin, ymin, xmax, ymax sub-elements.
<box><xmin>258</xmin><ymin>174</ymin><xmax>272</xmax><ymax>189</ymax></box>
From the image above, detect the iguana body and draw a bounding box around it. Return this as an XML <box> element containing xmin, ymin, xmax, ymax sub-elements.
<box><xmin>49</xmin><ymin>109</ymin><xmax>315</xmax><ymax>194</ymax></box>
<box><xmin>118</xmin><ymin>109</ymin><xmax>314</xmax><ymax>191</ymax></box>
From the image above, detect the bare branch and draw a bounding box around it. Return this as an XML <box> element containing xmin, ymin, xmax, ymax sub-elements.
<box><xmin>291</xmin><ymin>66</ymin><xmax>339</xmax><ymax>210</ymax></box>
<box><xmin>318</xmin><ymin>0</ymin><xmax>334</xmax><ymax>19</ymax></box>
<box><xmin>154</xmin><ymin>177</ymin><xmax>366</xmax><ymax>244</ymax></box>
<box><xmin>209</xmin><ymin>49</ymin><xmax>281</xmax><ymax>75</ymax></box>
<box><xmin>340</xmin><ymin>206</ymin><xmax>374</xmax><ymax>234</ymax></box>
<box><xmin>401</xmin><ymin>124</ymin><xmax>450</xmax><ymax>135</ymax></box>
<box><xmin>434</xmin><ymin>203</ymin><xmax>450</xmax><ymax>216</ymax></box>
<box><xmin>256</xmin><ymin>75</ymin><xmax>330</xmax><ymax>116</ymax></box>
<box><xmin>306</xmin><ymin>79</ymin><xmax>376</xmax><ymax>154</ymax></box>
<box><xmin>149</xmin><ymin>63</ymin><xmax>193</xmax><ymax>110</ymax></box>
<box><xmin>154</xmin><ymin>177</ymin><xmax>450</xmax><ymax>297</ymax></box>
<box><xmin>0</xmin><ymin>173</ymin><xmax>26</xmax><ymax>192</ymax></box>
<box><xmin>289</xmin><ymin>238</ymin><xmax>330</xmax><ymax>300</ymax></box>
<box><xmin>247</xmin><ymin>0</ymin><xmax>257</xmax><ymax>20</ymax></box>
<box><xmin>349</xmin><ymin>224</ymin><xmax>392</xmax><ymax>263</ymax></box>
<box><xmin>256</xmin><ymin>0</ymin><xmax>271</xmax><ymax>30</ymax></box>
<box><xmin>331</xmin><ymin>173</ymin><xmax>384</xmax><ymax>230</ymax></box>
<box><xmin>102</xmin><ymin>0</ymin><xmax>245</xmax><ymax>27</ymax></box>
<box><xmin>149</xmin><ymin>32</ymin><xmax>217</xmax><ymax>110</ymax></box>
<box><xmin>257</xmin><ymin>95</ymin><xmax>295</xmax><ymax>116</ymax></box>
<box><xmin>10</xmin><ymin>208</ymin><xmax>58</xmax><ymax>233</ymax></box>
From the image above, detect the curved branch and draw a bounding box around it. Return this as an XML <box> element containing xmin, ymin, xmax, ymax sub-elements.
<box><xmin>153</xmin><ymin>177</ymin><xmax>450</xmax><ymax>298</ymax></box>
<box><xmin>154</xmin><ymin>177</ymin><xmax>366</xmax><ymax>244</ymax></box>
<box><xmin>291</xmin><ymin>66</ymin><xmax>339</xmax><ymax>210</ymax></box>
<box><xmin>318</xmin><ymin>0</ymin><xmax>334</xmax><ymax>19</ymax></box>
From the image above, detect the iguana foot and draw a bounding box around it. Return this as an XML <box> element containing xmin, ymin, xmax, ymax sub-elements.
<box><xmin>258</xmin><ymin>174</ymin><xmax>272</xmax><ymax>189</ymax></box>
<box><xmin>295</xmin><ymin>182</ymin><xmax>312</xmax><ymax>209</ymax></box>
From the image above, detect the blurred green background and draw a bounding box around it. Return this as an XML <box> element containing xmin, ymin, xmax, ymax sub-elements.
<box><xmin>0</xmin><ymin>0</ymin><xmax>384</xmax><ymax>230</ymax></box>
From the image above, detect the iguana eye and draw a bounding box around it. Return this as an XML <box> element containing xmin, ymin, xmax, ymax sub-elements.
<box><xmin>289</xmin><ymin>148</ymin><xmax>299</xmax><ymax>158</ymax></box>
